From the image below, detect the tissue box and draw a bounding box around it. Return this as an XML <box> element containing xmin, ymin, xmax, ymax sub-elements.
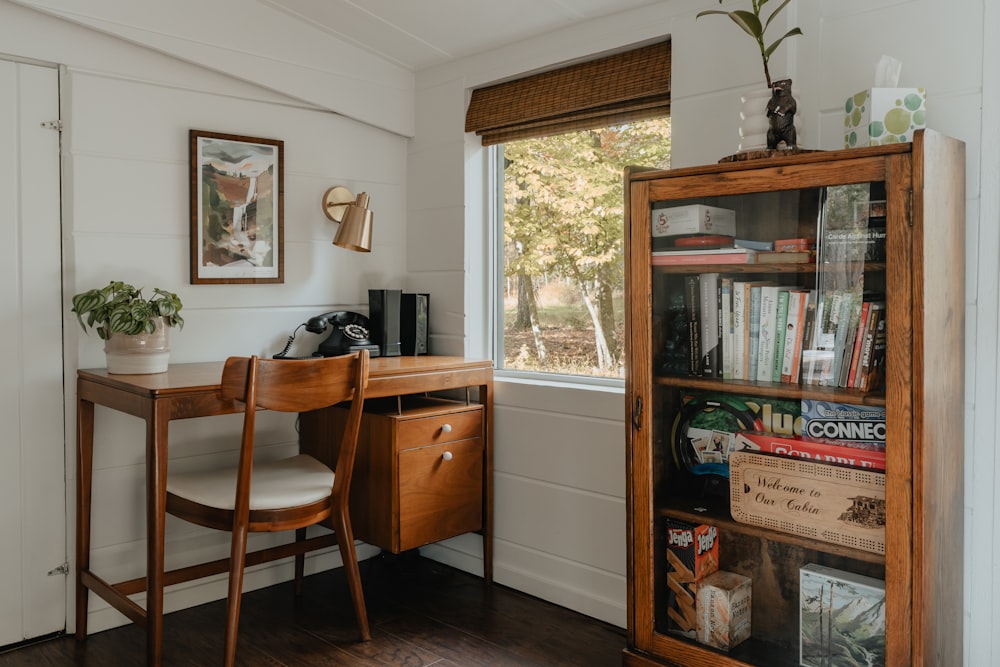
<box><xmin>652</xmin><ymin>204</ymin><xmax>735</xmax><ymax>239</ymax></box>
<box><xmin>844</xmin><ymin>88</ymin><xmax>926</xmax><ymax>147</ymax></box>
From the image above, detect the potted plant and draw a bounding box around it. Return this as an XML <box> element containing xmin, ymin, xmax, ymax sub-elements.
<box><xmin>71</xmin><ymin>280</ymin><xmax>184</xmax><ymax>374</ymax></box>
<box><xmin>697</xmin><ymin>0</ymin><xmax>803</xmax><ymax>151</ymax></box>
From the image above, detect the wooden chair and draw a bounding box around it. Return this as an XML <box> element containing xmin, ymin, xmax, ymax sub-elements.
<box><xmin>164</xmin><ymin>350</ymin><xmax>371</xmax><ymax>666</ymax></box>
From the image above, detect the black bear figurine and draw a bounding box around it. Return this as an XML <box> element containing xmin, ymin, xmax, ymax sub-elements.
<box><xmin>766</xmin><ymin>79</ymin><xmax>797</xmax><ymax>150</ymax></box>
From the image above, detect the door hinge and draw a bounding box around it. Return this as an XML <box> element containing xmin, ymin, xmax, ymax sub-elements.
<box><xmin>907</xmin><ymin>188</ymin><xmax>914</xmax><ymax>226</ymax></box>
<box><xmin>40</xmin><ymin>120</ymin><xmax>62</xmax><ymax>131</ymax></box>
<box><xmin>47</xmin><ymin>562</ymin><xmax>69</xmax><ymax>576</ymax></box>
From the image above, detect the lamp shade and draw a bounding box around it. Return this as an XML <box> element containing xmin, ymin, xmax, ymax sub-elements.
<box><xmin>332</xmin><ymin>192</ymin><xmax>373</xmax><ymax>252</ymax></box>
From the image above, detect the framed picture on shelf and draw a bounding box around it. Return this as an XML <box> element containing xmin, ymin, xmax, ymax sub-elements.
<box><xmin>189</xmin><ymin>130</ymin><xmax>284</xmax><ymax>284</ymax></box>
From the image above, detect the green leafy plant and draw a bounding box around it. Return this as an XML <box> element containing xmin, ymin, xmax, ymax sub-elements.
<box><xmin>697</xmin><ymin>0</ymin><xmax>803</xmax><ymax>88</ymax></box>
<box><xmin>71</xmin><ymin>281</ymin><xmax>184</xmax><ymax>340</ymax></box>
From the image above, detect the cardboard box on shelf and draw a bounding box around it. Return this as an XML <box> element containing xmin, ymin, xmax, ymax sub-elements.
<box><xmin>665</xmin><ymin>519</ymin><xmax>719</xmax><ymax>638</ymax></box>
<box><xmin>696</xmin><ymin>570</ymin><xmax>752</xmax><ymax>651</ymax></box>
<box><xmin>652</xmin><ymin>204</ymin><xmax>736</xmax><ymax>239</ymax></box>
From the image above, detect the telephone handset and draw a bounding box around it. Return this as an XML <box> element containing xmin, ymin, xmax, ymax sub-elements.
<box><xmin>273</xmin><ymin>311</ymin><xmax>381</xmax><ymax>359</ymax></box>
<box><xmin>307</xmin><ymin>311</ymin><xmax>381</xmax><ymax>358</ymax></box>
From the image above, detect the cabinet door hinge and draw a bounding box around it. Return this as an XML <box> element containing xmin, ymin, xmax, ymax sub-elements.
<box><xmin>47</xmin><ymin>562</ymin><xmax>69</xmax><ymax>576</ymax></box>
<box><xmin>907</xmin><ymin>188</ymin><xmax>914</xmax><ymax>226</ymax></box>
<box><xmin>40</xmin><ymin>120</ymin><xmax>63</xmax><ymax>131</ymax></box>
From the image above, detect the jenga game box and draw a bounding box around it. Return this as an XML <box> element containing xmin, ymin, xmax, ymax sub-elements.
<box><xmin>665</xmin><ymin>519</ymin><xmax>719</xmax><ymax>638</ymax></box>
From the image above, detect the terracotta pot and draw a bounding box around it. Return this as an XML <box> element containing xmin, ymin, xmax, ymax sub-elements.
<box><xmin>103</xmin><ymin>317</ymin><xmax>170</xmax><ymax>374</ymax></box>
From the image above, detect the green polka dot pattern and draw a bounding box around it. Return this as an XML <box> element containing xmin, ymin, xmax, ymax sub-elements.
<box><xmin>844</xmin><ymin>88</ymin><xmax>926</xmax><ymax>147</ymax></box>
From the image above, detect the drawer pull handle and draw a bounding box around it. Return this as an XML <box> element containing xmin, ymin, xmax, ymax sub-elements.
<box><xmin>442</xmin><ymin>451</ymin><xmax>454</xmax><ymax>462</ymax></box>
<box><xmin>441</xmin><ymin>423</ymin><xmax>453</xmax><ymax>433</ymax></box>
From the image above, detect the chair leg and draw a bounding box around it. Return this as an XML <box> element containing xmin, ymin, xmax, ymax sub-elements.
<box><xmin>223</xmin><ymin>524</ymin><xmax>250</xmax><ymax>667</ymax></box>
<box><xmin>294</xmin><ymin>527</ymin><xmax>307</xmax><ymax>596</ymax></box>
<box><xmin>331</xmin><ymin>509</ymin><xmax>371</xmax><ymax>641</ymax></box>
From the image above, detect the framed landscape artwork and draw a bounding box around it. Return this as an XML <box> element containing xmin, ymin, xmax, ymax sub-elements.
<box><xmin>189</xmin><ymin>130</ymin><xmax>284</xmax><ymax>284</ymax></box>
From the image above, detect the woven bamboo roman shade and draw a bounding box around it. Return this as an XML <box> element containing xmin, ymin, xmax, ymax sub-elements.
<box><xmin>465</xmin><ymin>39</ymin><xmax>670</xmax><ymax>146</ymax></box>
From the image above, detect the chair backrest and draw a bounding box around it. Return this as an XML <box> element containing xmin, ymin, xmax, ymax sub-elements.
<box><xmin>220</xmin><ymin>350</ymin><xmax>370</xmax><ymax>501</ymax></box>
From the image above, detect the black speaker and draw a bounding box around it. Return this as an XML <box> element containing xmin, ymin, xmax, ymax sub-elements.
<box><xmin>400</xmin><ymin>293</ymin><xmax>429</xmax><ymax>355</ymax></box>
<box><xmin>368</xmin><ymin>289</ymin><xmax>402</xmax><ymax>357</ymax></box>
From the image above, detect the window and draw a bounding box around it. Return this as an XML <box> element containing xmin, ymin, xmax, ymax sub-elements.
<box><xmin>466</xmin><ymin>40</ymin><xmax>672</xmax><ymax>379</ymax></box>
<box><xmin>497</xmin><ymin>121</ymin><xmax>671</xmax><ymax>378</ymax></box>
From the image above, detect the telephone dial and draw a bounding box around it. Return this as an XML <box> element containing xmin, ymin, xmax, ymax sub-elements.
<box><xmin>273</xmin><ymin>311</ymin><xmax>380</xmax><ymax>359</ymax></box>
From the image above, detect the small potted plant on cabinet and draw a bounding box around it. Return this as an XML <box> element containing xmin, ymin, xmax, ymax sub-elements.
<box><xmin>697</xmin><ymin>0</ymin><xmax>803</xmax><ymax>152</ymax></box>
<box><xmin>71</xmin><ymin>280</ymin><xmax>184</xmax><ymax>374</ymax></box>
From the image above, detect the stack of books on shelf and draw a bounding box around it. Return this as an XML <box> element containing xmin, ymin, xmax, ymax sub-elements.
<box><xmin>653</xmin><ymin>245</ymin><xmax>813</xmax><ymax>266</ymax></box>
<box><xmin>677</xmin><ymin>273</ymin><xmax>886</xmax><ymax>391</ymax></box>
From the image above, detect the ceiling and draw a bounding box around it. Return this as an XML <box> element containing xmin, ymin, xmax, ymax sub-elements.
<box><xmin>264</xmin><ymin>0</ymin><xmax>662</xmax><ymax>71</ymax></box>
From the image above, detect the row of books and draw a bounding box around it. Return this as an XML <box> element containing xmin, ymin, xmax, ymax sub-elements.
<box><xmin>682</xmin><ymin>273</ymin><xmax>886</xmax><ymax>391</ymax></box>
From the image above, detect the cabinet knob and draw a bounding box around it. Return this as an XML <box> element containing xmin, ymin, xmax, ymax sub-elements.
<box><xmin>442</xmin><ymin>451</ymin><xmax>454</xmax><ymax>462</ymax></box>
<box><xmin>441</xmin><ymin>423</ymin><xmax>453</xmax><ymax>433</ymax></box>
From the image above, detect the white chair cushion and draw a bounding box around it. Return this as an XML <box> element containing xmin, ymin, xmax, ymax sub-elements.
<box><xmin>167</xmin><ymin>454</ymin><xmax>335</xmax><ymax>511</ymax></box>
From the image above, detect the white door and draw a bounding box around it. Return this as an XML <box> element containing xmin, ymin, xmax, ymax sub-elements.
<box><xmin>0</xmin><ymin>58</ymin><xmax>66</xmax><ymax>646</ymax></box>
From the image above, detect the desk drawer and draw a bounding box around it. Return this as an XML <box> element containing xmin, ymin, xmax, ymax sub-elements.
<box><xmin>399</xmin><ymin>438</ymin><xmax>483</xmax><ymax>551</ymax></box>
<box><xmin>396</xmin><ymin>407</ymin><xmax>482</xmax><ymax>450</ymax></box>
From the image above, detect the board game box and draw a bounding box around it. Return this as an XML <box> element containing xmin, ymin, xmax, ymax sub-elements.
<box><xmin>733</xmin><ymin>431</ymin><xmax>885</xmax><ymax>471</ymax></box>
<box><xmin>800</xmin><ymin>564</ymin><xmax>885</xmax><ymax>667</ymax></box>
<box><xmin>800</xmin><ymin>400</ymin><xmax>886</xmax><ymax>445</ymax></box>
<box><xmin>665</xmin><ymin>518</ymin><xmax>719</xmax><ymax>638</ymax></box>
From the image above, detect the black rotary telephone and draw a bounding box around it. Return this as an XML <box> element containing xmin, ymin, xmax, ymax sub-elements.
<box><xmin>273</xmin><ymin>311</ymin><xmax>380</xmax><ymax>358</ymax></box>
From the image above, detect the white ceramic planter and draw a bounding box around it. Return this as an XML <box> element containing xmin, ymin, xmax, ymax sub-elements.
<box><xmin>739</xmin><ymin>86</ymin><xmax>772</xmax><ymax>152</ymax></box>
<box><xmin>104</xmin><ymin>317</ymin><xmax>170</xmax><ymax>374</ymax></box>
<box><xmin>738</xmin><ymin>84</ymin><xmax>804</xmax><ymax>152</ymax></box>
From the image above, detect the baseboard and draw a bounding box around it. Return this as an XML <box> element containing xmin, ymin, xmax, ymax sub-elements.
<box><xmin>421</xmin><ymin>535</ymin><xmax>626</xmax><ymax>629</ymax></box>
<box><xmin>79</xmin><ymin>542</ymin><xmax>381</xmax><ymax>635</ymax></box>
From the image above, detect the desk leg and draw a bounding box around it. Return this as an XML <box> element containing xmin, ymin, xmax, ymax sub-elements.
<box><xmin>145</xmin><ymin>404</ymin><xmax>170</xmax><ymax>666</ymax></box>
<box><xmin>481</xmin><ymin>381</ymin><xmax>494</xmax><ymax>583</ymax></box>
<box><xmin>75</xmin><ymin>396</ymin><xmax>94</xmax><ymax>640</ymax></box>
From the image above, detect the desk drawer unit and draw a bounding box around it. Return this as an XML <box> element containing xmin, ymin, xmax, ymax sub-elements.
<box><xmin>307</xmin><ymin>398</ymin><xmax>484</xmax><ymax>553</ymax></box>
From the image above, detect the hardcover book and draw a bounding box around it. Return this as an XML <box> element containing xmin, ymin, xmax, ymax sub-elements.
<box><xmin>799</xmin><ymin>564</ymin><xmax>886</xmax><ymax>667</ymax></box>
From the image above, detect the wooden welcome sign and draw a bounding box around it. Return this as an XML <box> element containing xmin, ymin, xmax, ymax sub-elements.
<box><xmin>728</xmin><ymin>452</ymin><xmax>886</xmax><ymax>554</ymax></box>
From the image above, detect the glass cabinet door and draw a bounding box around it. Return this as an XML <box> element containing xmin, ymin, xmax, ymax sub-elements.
<box><xmin>642</xmin><ymin>180</ymin><xmax>889</xmax><ymax>666</ymax></box>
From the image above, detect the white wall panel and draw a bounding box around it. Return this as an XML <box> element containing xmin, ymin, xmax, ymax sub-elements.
<box><xmin>0</xmin><ymin>3</ymin><xmax>413</xmax><ymax>635</ymax></box>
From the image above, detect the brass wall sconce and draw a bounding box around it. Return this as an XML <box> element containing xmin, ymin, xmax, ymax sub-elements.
<box><xmin>322</xmin><ymin>186</ymin><xmax>373</xmax><ymax>252</ymax></box>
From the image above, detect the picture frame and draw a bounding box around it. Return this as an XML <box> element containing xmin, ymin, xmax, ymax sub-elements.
<box><xmin>189</xmin><ymin>130</ymin><xmax>284</xmax><ymax>284</ymax></box>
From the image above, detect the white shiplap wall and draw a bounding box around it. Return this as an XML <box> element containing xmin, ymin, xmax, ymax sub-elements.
<box><xmin>412</xmin><ymin>0</ymin><xmax>997</xmax><ymax>662</ymax></box>
<box><xmin>2</xmin><ymin>0</ymin><xmax>411</xmax><ymax>634</ymax></box>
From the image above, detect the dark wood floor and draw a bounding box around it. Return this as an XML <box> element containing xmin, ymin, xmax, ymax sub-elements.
<box><xmin>0</xmin><ymin>553</ymin><xmax>626</xmax><ymax>666</ymax></box>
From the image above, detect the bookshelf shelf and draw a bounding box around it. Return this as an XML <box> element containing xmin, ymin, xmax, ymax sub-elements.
<box><xmin>623</xmin><ymin>130</ymin><xmax>965</xmax><ymax>667</ymax></box>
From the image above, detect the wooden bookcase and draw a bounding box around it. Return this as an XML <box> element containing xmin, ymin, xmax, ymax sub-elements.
<box><xmin>623</xmin><ymin>130</ymin><xmax>965</xmax><ymax>667</ymax></box>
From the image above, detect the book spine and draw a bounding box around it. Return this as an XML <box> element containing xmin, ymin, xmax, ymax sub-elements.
<box><xmin>721</xmin><ymin>277</ymin><xmax>734</xmax><ymax>379</ymax></box>
<box><xmin>748</xmin><ymin>285</ymin><xmax>763</xmax><ymax>381</ymax></box>
<box><xmin>846</xmin><ymin>301</ymin><xmax>872</xmax><ymax>389</ymax></box>
<box><xmin>652</xmin><ymin>251</ymin><xmax>755</xmax><ymax>265</ymax></box>
<box><xmin>732</xmin><ymin>282</ymin><xmax>746</xmax><ymax>380</ymax></box>
<box><xmin>699</xmin><ymin>273</ymin><xmax>720</xmax><ymax>377</ymax></box>
<box><xmin>859</xmin><ymin>306</ymin><xmax>887</xmax><ymax>391</ymax></box>
<box><xmin>800</xmin><ymin>298</ymin><xmax>818</xmax><ymax>384</ymax></box>
<box><xmin>684</xmin><ymin>275</ymin><xmax>702</xmax><ymax>376</ymax></box>
<box><xmin>781</xmin><ymin>290</ymin><xmax>807</xmax><ymax>383</ymax></box>
<box><xmin>756</xmin><ymin>286</ymin><xmax>784</xmax><ymax>382</ymax></box>
<box><xmin>772</xmin><ymin>290</ymin><xmax>790</xmax><ymax>382</ymax></box>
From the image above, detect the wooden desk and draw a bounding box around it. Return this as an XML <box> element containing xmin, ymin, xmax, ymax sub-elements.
<box><xmin>75</xmin><ymin>356</ymin><xmax>493</xmax><ymax>666</ymax></box>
